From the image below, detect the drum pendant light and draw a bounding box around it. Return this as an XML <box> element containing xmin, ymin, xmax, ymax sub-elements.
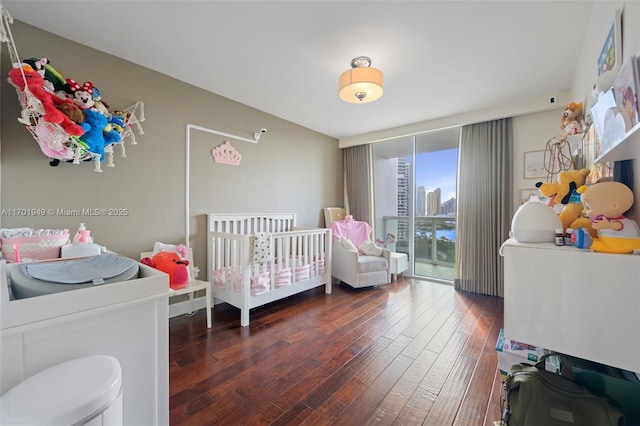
<box><xmin>338</xmin><ymin>56</ymin><xmax>384</xmax><ymax>103</ymax></box>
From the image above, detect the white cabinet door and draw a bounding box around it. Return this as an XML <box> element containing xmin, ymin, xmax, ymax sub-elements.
<box><xmin>502</xmin><ymin>240</ymin><xmax>640</xmax><ymax>373</ymax></box>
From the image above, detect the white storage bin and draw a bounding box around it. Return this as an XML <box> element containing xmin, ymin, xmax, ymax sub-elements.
<box><xmin>0</xmin><ymin>355</ymin><xmax>122</xmax><ymax>425</ymax></box>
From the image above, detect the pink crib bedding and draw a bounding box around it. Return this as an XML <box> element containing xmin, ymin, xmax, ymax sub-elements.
<box><xmin>212</xmin><ymin>258</ymin><xmax>325</xmax><ymax>297</ymax></box>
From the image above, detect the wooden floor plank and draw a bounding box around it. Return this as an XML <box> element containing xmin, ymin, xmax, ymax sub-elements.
<box><xmin>269</xmin><ymin>401</ymin><xmax>313</xmax><ymax>426</ymax></box>
<box><xmin>418</xmin><ymin>330</ymin><xmax>471</xmax><ymax>396</ymax></box>
<box><xmin>300</xmin><ymin>397</ymin><xmax>348</xmax><ymax>426</ymax></box>
<box><xmin>400</xmin><ymin>302</ymin><xmax>458</xmax><ymax>359</ymax></box>
<box><xmin>369</xmin><ymin>348</ymin><xmax>440</xmax><ymax>425</ymax></box>
<box><xmin>392</xmin><ymin>385</ymin><xmax>437</xmax><ymax>425</ymax></box>
<box><xmin>333</xmin><ymin>335</ymin><xmax>413</xmax><ymax>407</ymax></box>
<box><xmin>484</xmin><ymin>370</ymin><xmax>505</xmax><ymax>426</ymax></box>
<box><xmin>301</xmin><ymin>336</ymin><xmax>394</xmax><ymax>409</ymax></box>
<box><xmin>170</xmin><ymin>339</ymin><xmax>290</xmax><ymax>409</ymax></box>
<box><xmin>455</xmin><ymin>350</ymin><xmax>498</xmax><ymax>426</ymax></box>
<box><xmin>272</xmin><ymin>335</ymin><xmax>375</xmax><ymax>411</ymax></box>
<box><xmin>423</xmin><ymin>354</ymin><xmax>477</xmax><ymax>425</ymax></box>
<box><xmin>169</xmin><ymin>278</ymin><xmax>505</xmax><ymax>425</ymax></box>
<box><xmin>382</xmin><ymin>284</ymin><xmax>452</xmax><ymax>340</ymax></box>
<box><xmin>335</xmin><ymin>353</ymin><xmax>415</xmax><ymax>424</ymax></box>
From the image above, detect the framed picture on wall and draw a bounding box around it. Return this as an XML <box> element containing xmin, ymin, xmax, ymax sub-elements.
<box><xmin>597</xmin><ymin>9</ymin><xmax>622</xmax><ymax>76</ymax></box>
<box><xmin>524</xmin><ymin>150</ymin><xmax>546</xmax><ymax>179</ymax></box>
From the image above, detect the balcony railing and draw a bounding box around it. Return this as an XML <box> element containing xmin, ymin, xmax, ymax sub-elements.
<box><xmin>382</xmin><ymin>215</ymin><xmax>456</xmax><ymax>281</ymax></box>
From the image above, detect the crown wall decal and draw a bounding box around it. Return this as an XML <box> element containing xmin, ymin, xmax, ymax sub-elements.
<box><xmin>212</xmin><ymin>141</ymin><xmax>241</xmax><ymax>166</ymax></box>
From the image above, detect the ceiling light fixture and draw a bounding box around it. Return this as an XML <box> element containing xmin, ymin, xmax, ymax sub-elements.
<box><xmin>338</xmin><ymin>56</ymin><xmax>384</xmax><ymax>103</ymax></box>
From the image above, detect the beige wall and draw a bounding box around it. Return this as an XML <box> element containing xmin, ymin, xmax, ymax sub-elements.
<box><xmin>3</xmin><ymin>1</ymin><xmax>640</xmax><ymax>271</ymax></box>
<box><xmin>512</xmin><ymin>108</ymin><xmax>569</xmax><ymax>209</ymax></box>
<box><xmin>341</xmin><ymin>1</ymin><xmax>640</xmax><ymax>225</ymax></box>
<box><xmin>513</xmin><ymin>1</ymin><xmax>640</xmax><ymax>223</ymax></box>
<box><xmin>1</xmin><ymin>21</ymin><xmax>343</xmax><ymax>272</ymax></box>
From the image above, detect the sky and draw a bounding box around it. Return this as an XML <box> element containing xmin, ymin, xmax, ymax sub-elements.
<box><xmin>415</xmin><ymin>148</ymin><xmax>458</xmax><ymax>201</ymax></box>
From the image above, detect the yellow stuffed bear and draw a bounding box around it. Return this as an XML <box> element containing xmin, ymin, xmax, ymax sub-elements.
<box><xmin>536</xmin><ymin>169</ymin><xmax>595</xmax><ymax>236</ymax></box>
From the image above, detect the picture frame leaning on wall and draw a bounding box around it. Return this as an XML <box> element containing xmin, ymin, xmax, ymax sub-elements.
<box><xmin>524</xmin><ymin>150</ymin><xmax>546</xmax><ymax>179</ymax></box>
<box><xmin>597</xmin><ymin>8</ymin><xmax>622</xmax><ymax>77</ymax></box>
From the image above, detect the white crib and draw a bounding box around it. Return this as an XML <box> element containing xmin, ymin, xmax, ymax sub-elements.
<box><xmin>207</xmin><ymin>213</ymin><xmax>332</xmax><ymax>327</ymax></box>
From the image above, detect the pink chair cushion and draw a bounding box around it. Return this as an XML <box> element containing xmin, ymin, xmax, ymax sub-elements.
<box><xmin>330</xmin><ymin>220</ymin><xmax>372</xmax><ymax>250</ymax></box>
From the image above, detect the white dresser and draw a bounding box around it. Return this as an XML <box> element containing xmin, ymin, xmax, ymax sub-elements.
<box><xmin>501</xmin><ymin>239</ymin><xmax>640</xmax><ymax>373</ymax></box>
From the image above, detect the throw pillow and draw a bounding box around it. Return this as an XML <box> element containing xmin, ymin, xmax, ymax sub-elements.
<box><xmin>340</xmin><ymin>237</ymin><xmax>358</xmax><ymax>252</ymax></box>
<box><xmin>360</xmin><ymin>240</ymin><xmax>383</xmax><ymax>256</ymax></box>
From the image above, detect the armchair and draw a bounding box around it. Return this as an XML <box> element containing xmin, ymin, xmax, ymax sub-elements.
<box><xmin>327</xmin><ymin>213</ymin><xmax>391</xmax><ymax>288</ymax></box>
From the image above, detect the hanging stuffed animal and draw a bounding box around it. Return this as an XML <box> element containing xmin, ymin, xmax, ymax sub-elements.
<box><xmin>22</xmin><ymin>57</ymin><xmax>66</xmax><ymax>93</ymax></box>
<box><xmin>21</xmin><ymin>57</ymin><xmax>52</xmax><ymax>91</ymax></box>
<box><xmin>79</xmin><ymin>109</ymin><xmax>122</xmax><ymax>162</ymax></box>
<box><xmin>91</xmin><ymin>86</ymin><xmax>111</xmax><ymax>116</ymax></box>
<box><xmin>56</xmin><ymin>101</ymin><xmax>85</xmax><ymax>124</ymax></box>
<box><xmin>64</xmin><ymin>78</ymin><xmax>96</xmax><ymax>110</ymax></box>
<box><xmin>7</xmin><ymin>65</ymin><xmax>86</xmax><ymax>136</ymax></box>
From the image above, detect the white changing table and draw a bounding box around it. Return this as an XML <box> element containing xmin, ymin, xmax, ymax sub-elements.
<box><xmin>0</xmin><ymin>259</ymin><xmax>170</xmax><ymax>425</ymax></box>
<box><xmin>502</xmin><ymin>238</ymin><xmax>640</xmax><ymax>373</ymax></box>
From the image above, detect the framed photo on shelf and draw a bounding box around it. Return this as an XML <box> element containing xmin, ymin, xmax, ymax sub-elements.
<box><xmin>582</xmin><ymin>124</ymin><xmax>614</xmax><ymax>184</ymax></box>
<box><xmin>524</xmin><ymin>150</ymin><xmax>546</xmax><ymax>179</ymax></box>
<box><xmin>582</xmin><ymin>124</ymin><xmax>600</xmax><ymax>169</ymax></box>
<box><xmin>597</xmin><ymin>9</ymin><xmax>622</xmax><ymax>76</ymax></box>
<box><xmin>613</xmin><ymin>57</ymin><xmax>639</xmax><ymax>128</ymax></box>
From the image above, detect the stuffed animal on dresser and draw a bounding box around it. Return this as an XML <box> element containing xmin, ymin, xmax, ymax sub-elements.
<box><xmin>140</xmin><ymin>251</ymin><xmax>190</xmax><ymax>290</ymax></box>
<box><xmin>536</xmin><ymin>168</ymin><xmax>594</xmax><ymax>236</ymax></box>
<box><xmin>577</xmin><ymin>181</ymin><xmax>640</xmax><ymax>254</ymax></box>
<box><xmin>560</xmin><ymin>102</ymin><xmax>584</xmax><ymax>136</ymax></box>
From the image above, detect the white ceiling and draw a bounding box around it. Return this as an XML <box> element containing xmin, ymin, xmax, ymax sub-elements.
<box><xmin>3</xmin><ymin>1</ymin><xmax>594</xmax><ymax>141</ymax></box>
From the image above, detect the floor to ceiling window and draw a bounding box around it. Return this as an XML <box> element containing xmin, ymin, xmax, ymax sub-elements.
<box><xmin>372</xmin><ymin>127</ymin><xmax>460</xmax><ymax>283</ymax></box>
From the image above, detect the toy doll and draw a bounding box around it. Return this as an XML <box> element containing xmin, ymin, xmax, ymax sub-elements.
<box><xmin>578</xmin><ymin>181</ymin><xmax>640</xmax><ymax>253</ymax></box>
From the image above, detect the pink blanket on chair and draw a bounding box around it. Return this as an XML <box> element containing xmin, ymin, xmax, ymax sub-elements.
<box><xmin>330</xmin><ymin>220</ymin><xmax>372</xmax><ymax>249</ymax></box>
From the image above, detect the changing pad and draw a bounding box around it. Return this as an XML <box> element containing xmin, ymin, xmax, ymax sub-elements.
<box><xmin>10</xmin><ymin>253</ymin><xmax>139</xmax><ymax>299</ymax></box>
<box><xmin>26</xmin><ymin>253</ymin><xmax>136</xmax><ymax>284</ymax></box>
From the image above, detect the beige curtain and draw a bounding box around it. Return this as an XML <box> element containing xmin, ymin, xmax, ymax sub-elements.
<box><xmin>454</xmin><ymin>118</ymin><xmax>513</xmax><ymax>297</ymax></box>
<box><xmin>343</xmin><ymin>144</ymin><xmax>373</xmax><ymax>224</ymax></box>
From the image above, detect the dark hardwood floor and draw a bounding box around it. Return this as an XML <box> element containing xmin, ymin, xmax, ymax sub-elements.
<box><xmin>168</xmin><ymin>278</ymin><xmax>505</xmax><ymax>425</ymax></box>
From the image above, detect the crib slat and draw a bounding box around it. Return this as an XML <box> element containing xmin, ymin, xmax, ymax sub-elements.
<box><xmin>208</xmin><ymin>213</ymin><xmax>297</xmax><ymax>235</ymax></box>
